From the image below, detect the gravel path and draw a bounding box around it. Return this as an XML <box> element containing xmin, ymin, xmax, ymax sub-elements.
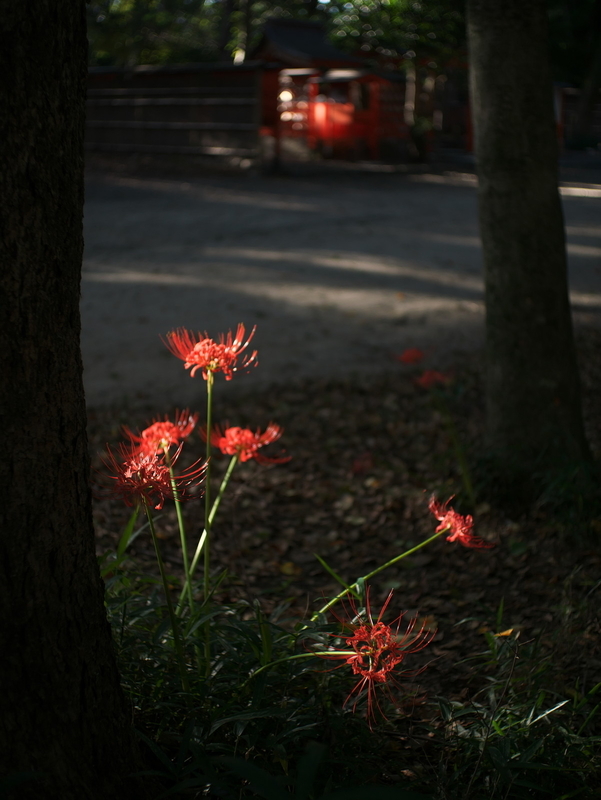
<box><xmin>82</xmin><ymin>163</ymin><xmax>601</xmax><ymax>409</ymax></box>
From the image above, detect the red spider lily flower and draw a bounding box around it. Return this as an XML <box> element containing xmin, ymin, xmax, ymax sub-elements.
<box><xmin>317</xmin><ymin>590</ymin><xmax>435</xmax><ymax>726</ymax></box>
<box><xmin>123</xmin><ymin>409</ymin><xmax>199</xmax><ymax>455</ymax></box>
<box><xmin>163</xmin><ymin>324</ymin><xmax>257</xmax><ymax>381</ymax></box>
<box><xmin>207</xmin><ymin>424</ymin><xmax>290</xmax><ymax>464</ymax></box>
<box><xmin>396</xmin><ymin>348</ymin><xmax>425</xmax><ymax>365</ymax></box>
<box><xmin>102</xmin><ymin>444</ymin><xmax>207</xmax><ymax>509</ymax></box>
<box><xmin>429</xmin><ymin>495</ymin><xmax>494</xmax><ymax>549</ymax></box>
<box><xmin>415</xmin><ymin>369</ymin><xmax>451</xmax><ymax>389</ymax></box>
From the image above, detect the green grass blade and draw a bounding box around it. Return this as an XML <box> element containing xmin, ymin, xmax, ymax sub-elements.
<box><xmin>117</xmin><ymin>506</ymin><xmax>140</xmax><ymax>556</ymax></box>
<box><xmin>577</xmin><ymin>702</ymin><xmax>599</xmax><ymax>736</ymax></box>
<box><xmin>313</xmin><ymin>553</ymin><xmax>360</xmax><ymax>598</ymax></box>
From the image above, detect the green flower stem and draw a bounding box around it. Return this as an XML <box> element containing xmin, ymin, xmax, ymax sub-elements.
<box><xmin>243</xmin><ymin>650</ymin><xmax>354</xmax><ymax>687</ymax></box>
<box><xmin>142</xmin><ymin>498</ymin><xmax>190</xmax><ymax>693</ymax></box>
<box><xmin>176</xmin><ymin>452</ymin><xmax>239</xmax><ymax>614</ymax></box>
<box><xmin>204</xmin><ymin>370</ymin><xmax>214</xmax><ymax>602</ymax></box>
<box><xmin>312</xmin><ymin>528</ymin><xmax>448</xmax><ymax>621</ymax></box>
<box><xmin>432</xmin><ymin>392</ymin><xmax>476</xmax><ymax>508</ymax></box>
<box><xmin>164</xmin><ymin>447</ymin><xmax>194</xmax><ymax>614</ymax></box>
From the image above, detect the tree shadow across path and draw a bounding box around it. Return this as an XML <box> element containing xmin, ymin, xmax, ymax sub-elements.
<box><xmin>82</xmin><ymin>166</ymin><xmax>601</xmax><ymax>408</ymax></box>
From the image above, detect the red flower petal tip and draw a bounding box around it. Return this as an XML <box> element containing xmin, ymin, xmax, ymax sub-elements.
<box><xmin>428</xmin><ymin>495</ymin><xmax>494</xmax><ymax>549</ymax></box>
<box><xmin>209</xmin><ymin>423</ymin><xmax>290</xmax><ymax>464</ymax></box>
<box><xmin>123</xmin><ymin>409</ymin><xmax>199</xmax><ymax>455</ymax></box>
<box><xmin>163</xmin><ymin>324</ymin><xmax>257</xmax><ymax>381</ymax></box>
<box><xmin>102</xmin><ymin>443</ymin><xmax>206</xmax><ymax>509</ymax></box>
<box><xmin>317</xmin><ymin>590</ymin><xmax>435</xmax><ymax>727</ymax></box>
<box><xmin>396</xmin><ymin>348</ymin><xmax>425</xmax><ymax>365</ymax></box>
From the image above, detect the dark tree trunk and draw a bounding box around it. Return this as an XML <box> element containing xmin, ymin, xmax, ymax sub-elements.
<box><xmin>218</xmin><ymin>0</ymin><xmax>236</xmax><ymax>60</ymax></box>
<box><xmin>0</xmin><ymin>3</ymin><xmax>150</xmax><ymax>798</ymax></box>
<box><xmin>242</xmin><ymin>0</ymin><xmax>254</xmax><ymax>60</ymax></box>
<box><xmin>466</xmin><ymin>0</ymin><xmax>595</xmax><ymax>497</ymax></box>
<box><xmin>574</xmin><ymin>33</ymin><xmax>601</xmax><ymax>139</ymax></box>
<box><xmin>573</xmin><ymin>0</ymin><xmax>601</xmax><ymax>139</ymax></box>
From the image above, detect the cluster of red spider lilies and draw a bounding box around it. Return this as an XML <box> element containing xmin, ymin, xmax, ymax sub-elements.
<box><xmin>101</xmin><ymin>325</ymin><xmax>494</xmax><ymax>723</ymax></box>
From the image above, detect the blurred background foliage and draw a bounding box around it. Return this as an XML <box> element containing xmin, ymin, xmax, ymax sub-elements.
<box><xmin>547</xmin><ymin>0</ymin><xmax>601</xmax><ymax>86</ymax></box>
<box><xmin>86</xmin><ymin>0</ymin><xmax>466</xmax><ymax>67</ymax></box>
<box><xmin>87</xmin><ymin>0</ymin><xmax>601</xmax><ymax>94</ymax></box>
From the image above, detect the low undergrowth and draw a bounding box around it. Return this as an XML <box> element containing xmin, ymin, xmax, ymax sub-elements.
<box><xmin>104</xmin><ymin>566</ymin><xmax>600</xmax><ymax>799</ymax></box>
<box><xmin>94</xmin><ymin>326</ymin><xmax>601</xmax><ymax>799</ymax></box>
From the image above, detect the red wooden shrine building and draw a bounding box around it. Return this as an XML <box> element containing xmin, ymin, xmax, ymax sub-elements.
<box><xmin>251</xmin><ymin>19</ymin><xmax>411</xmax><ymax>162</ymax></box>
<box><xmin>86</xmin><ymin>19</ymin><xmax>416</xmax><ymax>167</ymax></box>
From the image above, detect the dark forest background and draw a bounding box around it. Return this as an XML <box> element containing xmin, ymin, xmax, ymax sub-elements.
<box><xmin>87</xmin><ymin>0</ymin><xmax>600</xmax><ymax>92</ymax></box>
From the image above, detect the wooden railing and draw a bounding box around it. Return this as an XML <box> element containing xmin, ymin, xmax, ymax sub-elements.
<box><xmin>86</xmin><ymin>62</ymin><xmax>266</xmax><ymax>160</ymax></box>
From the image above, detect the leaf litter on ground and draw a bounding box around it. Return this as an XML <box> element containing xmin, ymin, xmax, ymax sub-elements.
<box><xmin>89</xmin><ymin>325</ymin><xmax>601</xmax><ymax>756</ymax></box>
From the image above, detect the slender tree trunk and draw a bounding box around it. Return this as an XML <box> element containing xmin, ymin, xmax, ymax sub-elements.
<box><xmin>0</xmin><ymin>4</ymin><xmax>150</xmax><ymax>798</ymax></box>
<box><xmin>218</xmin><ymin>0</ymin><xmax>236</xmax><ymax>60</ymax></box>
<box><xmin>573</xmin><ymin>0</ymin><xmax>601</xmax><ymax>139</ymax></box>
<box><xmin>574</xmin><ymin>32</ymin><xmax>601</xmax><ymax>139</ymax></box>
<box><xmin>466</xmin><ymin>0</ymin><xmax>594</xmax><ymax>498</ymax></box>
<box><xmin>242</xmin><ymin>0</ymin><xmax>253</xmax><ymax>61</ymax></box>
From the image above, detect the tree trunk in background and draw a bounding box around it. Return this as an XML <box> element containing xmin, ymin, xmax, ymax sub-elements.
<box><xmin>242</xmin><ymin>0</ymin><xmax>254</xmax><ymax>61</ymax></box>
<box><xmin>218</xmin><ymin>0</ymin><xmax>236</xmax><ymax>60</ymax></box>
<box><xmin>573</xmin><ymin>0</ymin><xmax>601</xmax><ymax>141</ymax></box>
<box><xmin>466</xmin><ymin>0</ymin><xmax>595</xmax><ymax>500</ymax></box>
<box><xmin>0</xmin><ymin>4</ymin><xmax>149</xmax><ymax>798</ymax></box>
<box><xmin>574</xmin><ymin>32</ymin><xmax>601</xmax><ymax>140</ymax></box>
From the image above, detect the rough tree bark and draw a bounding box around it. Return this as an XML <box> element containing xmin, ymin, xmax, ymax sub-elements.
<box><xmin>0</xmin><ymin>3</ymin><xmax>150</xmax><ymax>798</ymax></box>
<box><xmin>466</xmin><ymin>0</ymin><xmax>595</xmax><ymax>498</ymax></box>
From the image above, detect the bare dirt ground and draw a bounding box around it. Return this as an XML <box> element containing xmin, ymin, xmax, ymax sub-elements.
<box><xmin>82</xmin><ymin>154</ymin><xmax>601</xmax><ymax>410</ymax></box>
